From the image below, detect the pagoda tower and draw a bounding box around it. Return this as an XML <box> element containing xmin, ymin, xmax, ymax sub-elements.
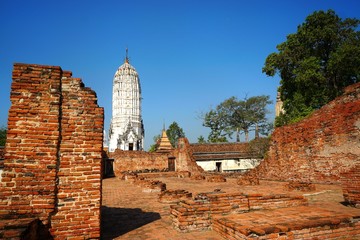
<box><xmin>109</xmin><ymin>50</ymin><xmax>144</xmax><ymax>152</ymax></box>
<box><xmin>156</xmin><ymin>128</ymin><xmax>173</xmax><ymax>153</ymax></box>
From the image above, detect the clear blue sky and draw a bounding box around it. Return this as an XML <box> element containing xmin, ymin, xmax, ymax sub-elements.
<box><xmin>1</xmin><ymin>0</ymin><xmax>359</xmax><ymax>150</ymax></box>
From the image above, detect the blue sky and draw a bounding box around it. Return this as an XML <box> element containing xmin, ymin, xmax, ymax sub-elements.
<box><xmin>1</xmin><ymin>0</ymin><xmax>359</xmax><ymax>150</ymax></box>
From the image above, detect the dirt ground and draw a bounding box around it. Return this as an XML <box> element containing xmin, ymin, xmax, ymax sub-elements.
<box><xmin>101</xmin><ymin>176</ymin><xmax>360</xmax><ymax>240</ymax></box>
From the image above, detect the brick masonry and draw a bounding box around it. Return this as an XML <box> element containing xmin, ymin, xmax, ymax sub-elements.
<box><xmin>110</xmin><ymin>150</ymin><xmax>169</xmax><ymax>175</ymax></box>
<box><xmin>110</xmin><ymin>138</ymin><xmax>204</xmax><ymax>176</ymax></box>
<box><xmin>340</xmin><ymin>163</ymin><xmax>360</xmax><ymax>208</ymax></box>
<box><xmin>213</xmin><ymin>206</ymin><xmax>360</xmax><ymax>239</ymax></box>
<box><xmin>0</xmin><ymin>63</ymin><xmax>104</xmax><ymax>239</ymax></box>
<box><xmin>173</xmin><ymin>138</ymin><xmax>204</xmax><ymax>174</ymax></box>
<box><xmin>253</xmin><ymin>83</ymin><xmax>360</xmax><ymax>186</ymax></box>
<box><xmin>170</xmin><ymin>192</ymin><xmax>307</xmax><ymax>232</ymax></box>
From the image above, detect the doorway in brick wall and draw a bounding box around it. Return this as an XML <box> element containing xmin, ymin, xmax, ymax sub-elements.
<box><xmin>168</xmin><ymin>157</ymin><xmax>175</xmax><ymax>171</ymax></box>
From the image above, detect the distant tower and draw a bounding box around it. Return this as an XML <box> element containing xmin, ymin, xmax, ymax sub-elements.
<box><xmin>109</xmin><ymin>49</ymin><xmax>144</xmax><ymax>152</ymax></box>
<box><xmin>275</xmin><ymin>91</ymin><xmax>284</xmax><ymax>117</ymax></box>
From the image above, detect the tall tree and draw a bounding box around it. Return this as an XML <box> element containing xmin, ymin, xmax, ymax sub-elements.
<box><xmin>228</xmin><ymin>95</ymin><xmax>272</xmax><ymax>142</ymax></box>
<box><xmin>202</xmin><ymin>108</ymin><xmax>231</xmax><ymax>143</ymax></box>
<box><xmin>166</xmin><ymin>122</ymin><xmax>185</xmax><ymax>147</ymax></box>
<box><xmin>263</xmin><ymin>10</ymin><xmax>360</xmax><ymax>126</ymax></box>
<box><xmin>202</xmin><ymin>95</ymin><xmax>273</xmax><ymax>142</ymax></box>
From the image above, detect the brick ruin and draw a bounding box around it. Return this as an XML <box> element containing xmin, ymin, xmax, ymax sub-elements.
<box><xmin>254</xmin><ymin>82</ymin><xmax>360</xmax><ymax>185</ymax></box>
<box><xmin>110</xmin><ymin>137</ymin><xmax>204</xmax><ymax>176</ymax></box>
<box><xmin>110</xmin><ymin>150</ymin><xmax>169</xmax><ymax>175</ymax></box>
<box><xmin>171</xmin><ymin>192</ymin><xmax>308</xmax><ymax>232</ymax></box>
<box><xmin>168</xmin><ymin>83</ymin><xmax>360</xmax><ymax>239</ymax></box>
<box><xmin>0</xmin><ymin>63</ymin><xmax>104</xmax><ymax>239</ymax></box>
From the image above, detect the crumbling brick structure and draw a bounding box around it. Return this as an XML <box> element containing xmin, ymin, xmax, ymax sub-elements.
<box><xmin>173</xmin><ymin>138</ymin><xmax>204</xmax><ymax>174</ymax></box>
<box><xmin>0</xmin><ymin>63</ymin><xmax>104</xmax><ymax>239</ymax></box>
<box><xmin>341</xmin><ymin>163</ymin><xmax>360</xmax><ymax>208</ymax></box>
<box><xmin>110</xmin><ymin>150</ymin><xmax>169</xmax><ymax>175</ymax></box>
<box><xmin>253</xmin><ymin>82</ymin><xmax>360</xmax><ymax>184</ymax></box>
<box><xmin>171</xmin><ymin>192</ymin><xmax>307</xmax><ymax>232</ymax></box>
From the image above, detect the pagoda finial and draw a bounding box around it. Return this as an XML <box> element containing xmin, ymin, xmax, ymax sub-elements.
<box><xmin>125</xmin><ymin>48</ymin><xmax>129</xmax><ymax>63</ymax></box>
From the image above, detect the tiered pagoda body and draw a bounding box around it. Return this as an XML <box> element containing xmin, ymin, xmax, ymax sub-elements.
<box><xmin>109</xmin><ymin>51</ymin><xmax>144</xmax><ymax>152</ymax></box>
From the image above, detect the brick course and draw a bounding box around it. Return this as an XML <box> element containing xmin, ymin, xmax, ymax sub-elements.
<box><xmin>0</xmin><ymin>63</ymin><xmax>104</xmax><ymax>239</ymax></box>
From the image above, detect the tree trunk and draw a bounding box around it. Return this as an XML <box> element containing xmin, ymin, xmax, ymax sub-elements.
<box><xmin>255</xmin><ymin>124</ymin><xmax>259</xmax><ymax>139</ymax></box>
<box><xmin>236</xmin><ymin>127</ymin><xmax>240</xmax><ymax>142</ymax></box>
<box><xmin>244</xmin><ymin>129</ymin><xmax>249</xmax><ymax>142</ymax></box>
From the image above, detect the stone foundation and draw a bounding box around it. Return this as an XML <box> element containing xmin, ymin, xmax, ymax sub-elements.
<box><xmin>170</xmin><ymin>192</ymin><xmax>307</xmax><ymax>232</ymax></box>
<box><xmin>213</xmin><ymin>206</ymin><xmax>360</xmax><ymax>239</ymax></box>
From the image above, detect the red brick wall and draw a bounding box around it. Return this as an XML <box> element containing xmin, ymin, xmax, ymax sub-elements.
<box><xmin>110</xmin><ymin>150</ymin><xmax>169</xmax><ymax>175</ymax></box>
<box><xmin>110</xmin><ymin>138</ymin><xmax>204</xmax><ymax>176</ymax></box>
<box><xmin>173</xmin><ymin>138</ymin><xmax>204</xmax><ymax>174</ymax></box>
<box><xmin>341</xmin><ymin>164</ymin><xmax>360</xmax><ymax>207</ymax></box>
<box><xmin>0</xmin><ymin>63</ymin><xmax>103</xmax><ymax>239</ymax></box>
<box><xmin>255</xmin><ymin>82</ymin><xmax>360</xmax><ymax>184</ymax></box>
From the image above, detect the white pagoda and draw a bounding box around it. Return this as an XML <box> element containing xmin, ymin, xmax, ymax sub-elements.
<box><xmin>109</xmin><ymin>50</ymin><xmax>144</xmax><ymax>152</ymax></box>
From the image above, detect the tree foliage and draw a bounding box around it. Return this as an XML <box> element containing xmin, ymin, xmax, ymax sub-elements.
<box><xmin>202</xmin><ymin>95</ymin><xmax>273</xmax><ymax>142</ymax></box>
<box><xmin>0</xmin><ymin>127</ymin><xmax>6</xmax><ymax>146</ymax></box>
<box><xmin>197</xmin><ymin>135</ymin><xmax>207</xmax><ymax>143</ymax></box>
<box><xmin>263</xmin><ymin>10</ymin><xmax>360</xmax><ymax>126</ymax></box>
<box><xmin>148</xmin><ymin>134</ymin><xmax>160</xmax><ymax>152</ymax></box>
<box><xmin>166</xmin><ymin>122</ymin><xmax>185</xmax><ymax>147</ymax></box>
<box><xmin>203</xmin><ymin>108</ymin><xmax>230</xmax><ymax>143</ymax></box>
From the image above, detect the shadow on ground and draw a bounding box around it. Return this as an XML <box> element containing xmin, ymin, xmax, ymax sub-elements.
<box><xmin>101</xmin><ymin>206</ymin><xmax>161</xmax><ymax>240</ymax></box>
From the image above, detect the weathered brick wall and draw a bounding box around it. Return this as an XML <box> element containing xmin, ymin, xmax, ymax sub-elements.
<box><xmin>0</xmin><ymin>63</ymin><xmax>103</xmax><ymax>239</ymax></box>
<box><xmin>51</xmin><ymin>73</ymin><xmax>104</xmax><ymax>238</ymax></box>
<box><xmin>341</xmin><ymin>164</ymin><xmax>360</xmax><ymax>208</ymax></box>
<box><xmin>254</xmin><ymin>82</ymin><xmax>360</xmax><ymax>184</ymax></box>
<box><xmin>110</xmin><ymin>150</ymin><xmax>169</xmax><ymax>175</ymax></box>
<box><xmin>173</xmin><ymin>138</ymin><xmax>204</xmax><ymax>174</ymax></box>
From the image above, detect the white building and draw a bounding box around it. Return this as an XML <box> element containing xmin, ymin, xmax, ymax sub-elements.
<box><xmin>190</xmin><ymin>142</ymin><xmax>262</xmax><ymax>172</ymax></box>
<box><xmin>109</xmin><ymin>50</ymin><xmax>144</xmax><ymax>152</ymax></box>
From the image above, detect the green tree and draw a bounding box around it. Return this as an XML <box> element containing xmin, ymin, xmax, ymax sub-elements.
<box><xmin>263</xmin><ymin>10</ymin><xmax>360</xmax><ymax>126</ymax></box>
<box><xmin>148</xmin><ymin>134</ymin><xmax>160</xmax><ymax>152</ymax></box>
<box><xmin>228</xmin><ymin>95</ymin><xmax>272</xmax><ymax>142</ymax></box>
<box><xmin>202</xmin><ymin>95</ymin><xmax>273</xmax><ymax>142</ymax></box>
<box><xmin>166</xmin><ymin>122</ymin><xmax>185</xmax><ymax>147</ymax></box>
<box><xmin>202</xmin><ymin>109</ymin><xmax>231</xmax><ymax>143</ymax></box>
<box><xmin>197</xmin><ymin>135</ymin><xmax>207</xmax><ymax>143</ymax></box>
<box><xmin>0</xmin><ymin>127</ymin><xmax>6</xmax><ymax>146</ymax></box>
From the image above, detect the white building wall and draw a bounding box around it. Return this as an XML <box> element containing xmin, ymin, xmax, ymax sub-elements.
<box><xmin>196</xmin><ymin>158</ymin><xmax>261</xmax><ymax>172</ymax></box>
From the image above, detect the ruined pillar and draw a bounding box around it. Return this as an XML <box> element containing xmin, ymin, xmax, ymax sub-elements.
<box><xmin>0</xmin><ymin>63</ymin><xmax>104</xmax><ymax>239</ymax></box>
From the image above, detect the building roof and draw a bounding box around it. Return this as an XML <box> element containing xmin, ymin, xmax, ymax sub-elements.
<box><xmin>190</xmin><ymin>142</ymin><xmax>257</xmax><ymax>161</ymax></box>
